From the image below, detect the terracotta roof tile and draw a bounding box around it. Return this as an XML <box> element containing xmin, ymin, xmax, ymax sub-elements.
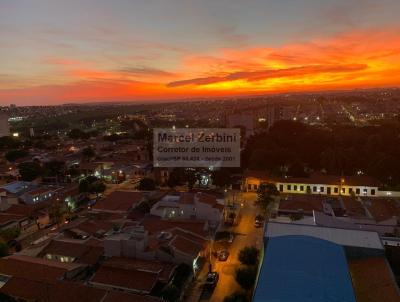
<box><xmin>93</xmin><ymin>191</ymin><xmax>143</xmax><ymax>212</ymax></box>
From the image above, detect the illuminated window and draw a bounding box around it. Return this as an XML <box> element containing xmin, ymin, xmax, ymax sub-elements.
<box><xmin>356</xmin><ymin>188</ymin><xmax>360</xmax><ymax>195</ymax></box>
<box><xmin>287</xmin><ymin>185</ymin><xmax>291</xmax><ymax>191</ymax></box>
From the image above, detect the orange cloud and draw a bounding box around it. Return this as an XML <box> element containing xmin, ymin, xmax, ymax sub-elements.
<box><xmin>1</xmin><ymin>27</ymin><xmax>400</xmax><ymax>105</ymax></box>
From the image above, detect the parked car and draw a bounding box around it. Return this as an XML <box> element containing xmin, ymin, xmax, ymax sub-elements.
<box><xmin>217</xmin><ymin>249</ymin><xmax>230</xmax><ymax>261</ymax></box>
<box><xmin>254</xmin><ymin>215</ymin><xmax>264</xmax><ymax>228</ymax></box>
<box><xmin>204</xmin><ymin>272</ymin><xmax>219</xmax><ymax>288</ymax></box>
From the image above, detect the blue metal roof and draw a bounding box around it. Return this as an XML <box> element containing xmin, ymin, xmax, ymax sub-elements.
<box><xmin>253</xmin><ymin>235</ymin><xmax>356</xmax><ymax>302</ymax></box>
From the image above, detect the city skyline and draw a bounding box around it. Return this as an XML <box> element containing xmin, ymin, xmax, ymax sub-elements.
<box><xmin>1</xmin><ymin>0</ymin><xmax>400</xmax><ymax>105</ymax></box>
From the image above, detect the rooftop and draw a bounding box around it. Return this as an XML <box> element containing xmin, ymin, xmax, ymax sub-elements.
<box><xmin>254</xmin><ymin>235</ymin><xmax>356</xmax><ymax>302</ymax></box>
<box><xmin>349</xmin><ymin>257</ymin><xmax>400</xmax><ymax>302</ymax></box>
<box><xmin>266</xmin><ymin>222</ymin><xmax>384</xmax><ymax>250</ymax></box>
<box><xmin>92</xmin><ymin>191</ymin><xmax>143</xmax><ymax>212</ymax></box>
<box><xmin>0</xmin><ymin>255</ymin><xmax>84</xmax><ymax>284</ymax></box>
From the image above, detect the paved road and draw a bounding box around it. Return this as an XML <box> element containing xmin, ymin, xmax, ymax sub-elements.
<box><xmin>207</xmin><ymin>192</ymin><xmax>263</xmax><ymax>302</ymax></box>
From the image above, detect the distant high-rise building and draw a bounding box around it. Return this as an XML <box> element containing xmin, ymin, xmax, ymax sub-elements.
<box><xmin>226</xmin><ymin>113</ymin><xmax>255</xmax><ymax>138</ymax></box>
<box><xmin>0</xmin><ymin>113</ymin><xmax>10</xmax><ymax>137</ymax></box>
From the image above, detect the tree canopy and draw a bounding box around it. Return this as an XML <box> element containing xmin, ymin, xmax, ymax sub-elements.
<box><xmin>243</xmin><ymin>120</ymin><xmax>400</xmax><ymax>187</ymax></box>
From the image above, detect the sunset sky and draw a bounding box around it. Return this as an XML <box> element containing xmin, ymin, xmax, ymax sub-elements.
<box><xmin>1</xmin><ymin>0</ymin><xmax>400</xmax><ymax>105</ymax></box>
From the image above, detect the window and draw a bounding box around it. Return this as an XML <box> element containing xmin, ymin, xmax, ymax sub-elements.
<box><xmin>300</xmin><ymin>186</ymin><xmax>304</xmax><ymax>191</ymax></box>
<box><xmin>371</xmin><ymin>189</ymin><xmax>376</xmax><ymax>196</ymax></box>
<box><xmin>279</xmin><ymin>184</ymin><xmax>284</xmax><ymax>192</ymax></box>
<box><xmin>341</xmin><ymin>188</ymin><xmax>345</xmax><ymax>194</ymax></box>
<box><xmin>349</xmin><ymin>188</ymin><xmax>353</xmax><ymax>193</ymax></box>
<box><xmin>334</xmin><ymin>187</ymin><xmax>339</xmax><ymax>194</ymax></box>
<box><xmin>356</xmin><ymin>188</ymin><xmax>360</xmax><ymax>195</ymax></box>
<box><xmin>306</xmin><ymin>186</ymin><xmax>311</xmax><ymax>193</ymax></box>
<box><xmin>287</xmin><ymin>185</ymin><xmax>291</xmax><ymax>190</ymax></box>
<box><xmin>294</xmin><ymin>185</ymin><xmax>297</xmax><ymax>191</ymax></box>
<box><xmin>313</xmin><ymin>186</ymin><xmax>317</xmax><ymax>192</ymax></box>
<box><xmin>320</xmin><ymin>187</ymin><xmax>324</xmax><ymax>193</ymax></box>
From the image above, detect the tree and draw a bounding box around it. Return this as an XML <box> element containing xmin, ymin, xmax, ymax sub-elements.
<box><xmin>161</xmin><ymin>284</ymin><xmax>180</xmax><ymax>302</ymax></box>
<box><xmin>43</xmin><ymin>160</ymin><xmax>65</xmax><ymax>178</ymax></box>
<box><xmin>68</xmin><ymin>128</ymin><xmax>89</xmax><ymax>139</ymax></box>
<box><xmin>0</xmin><ymin>227</ymin><xmax>21</xmax><ymax>242</ymax></box>
<box><xmin>82</xmin><ymin>146</ymin><xmax>95</xmax><ymax>161</ymax></box>
<box><xmin>238</xmin><ymin>246</ymin><xmax>259</xmax><ymax>266</ymax></box>
<box><xmin>50</xmin><ymin>199</ymin><xmax>65</xmax><ymax>226</ymax></box>
<box><xmin>5</xmin><ymin>149</ymin><xmax>29</xmax><ymax>162</ymax></box>
<box><xmin>235</xmin><ymin>266</ymin><xmax>257</xmax><ymax>291</ymax></box>
<box><xmin>89</xmin><ymin>180</ymin><xmax>106</xmax><ymax>198</ymax></box>
<box><xmin>212</xmin><ymin>168</ymin><xmax>232</xmax><ymax>188</ymax></box>
<box><xmin>224</xmin><ymin>291</ymin><xmax>249</xmax><ymax>302</ymax></box>
<box><xmin>167</xmin><ymin>168</ymin><xmax>184</xmax><ymax>188</ymax></box>
<box><xmin>185</xmin><ymin>169</ymin><xmax>197</xmax><ymax>189</ymax></box>
<box><xmin>256</xmin><ymin>183</ymin><xmax>279</xmax><ymax>217</ymax></box>
<box><xmin>0</xmin><ymin>293</ymin><xmax>17</xmax><ymax>302</ymax></box>
<box><xmin>18</xmin><ymin>161</ymin><xmax>43</xmax><ymax>181</ymax></box>
<box><xmin>138</xmin><ymin>177</ymin><xmax>156</xmax><ymax>191</ymax></box>
<box><xmin>0</xmin><ymin>242</ymin><xmax>9</xmax><ymax>257</ymax></box>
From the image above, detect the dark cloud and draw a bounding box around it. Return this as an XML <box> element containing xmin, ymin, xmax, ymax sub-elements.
<box><xmin>119</xmin><ymin>67</ymin><xmax>175</xmax><ymax>77</ymax></box>
<box><xmin>167</xmin><ymin>64</ymin><xmax>367</xmax><ymax>87</ymax></box>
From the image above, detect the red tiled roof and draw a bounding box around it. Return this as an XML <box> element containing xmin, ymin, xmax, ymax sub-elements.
<box><xmin>0</xmin><ymin>213</ymin><xmax>25</xmax><ymax>225</ymax></box>
<box><xmin>3</xmin><ymin>204</ymin><xmax>35</xmax><ymax>216</ymax></box>
<box><xmin>279</xmin><ymin>195</ymin><xmax>324</xmax><ymax>213</ymax></box>
<box><xmin>73</xmin><ymin>219</ymin><xmax>114</xmax><ymax>236</ymax></box>
<box><xmin>349</xmin><ymin>257</ymin><xmax>400</xmax><ymax>302</ymax></box>
<box><xmin>93</xmin><ymin>191</ymin><xmax>143</xmax><ymax>212</ymax></box>
<box><xmin>0</xmin><ymin>279</ymin><xmax>106</xmax><ymax>302</ymax></box>
<box><xmin>342</xmin><ymin>197</ymin><xmax>367</xmax><ymax>217</ymax></box>
<box><xmin>27</xmin><ymin>187</ymin><xmax>55</xmax><ymax>196</ymax></box>
<box><xmin>179</xmin><ymin>192</ymin><xmax>195</xmax><ymax>204</ymax></box>
<box><xmin>102</xmin><ymin>291</ymin><xmax>163</xmax><ymax>302</ymax></box>
<box><xmin>38</xmin><ymin>240</ymin><xmax>103</xmax><ymax>265</ymax></box>
<box><xmin>102</xmin><ymin>257</ymin><xmax>175</xmax><ymax>282</ymax></box>
<box><xmin>169</xmin><ymin>235</ymin><xmax>204</xmax><ymax>257</ymax></box>
<box><xmin>141</xmin><ymin>215</ymin><xmax>207</xmax><ymax>237</ymax></box>
<box><xmin>91</xmin><ymin>265</ymin><xmax>158</xmax><ymax>293</ymax></box>
<box><xmin>0</xmin><ymin>255</ymin><xmax>83</xmax><ymax>284</ymax></box>
<box><xmin>363</xmin><ymin>198</ymin><xmax>400</xmax><ymax>222</ymax></box>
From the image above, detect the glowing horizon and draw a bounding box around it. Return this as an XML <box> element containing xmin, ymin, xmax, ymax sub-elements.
<box><xmin>1</xmin><ymin>0</ymin><xmax>400</xmax><ymax>105</ymax></box>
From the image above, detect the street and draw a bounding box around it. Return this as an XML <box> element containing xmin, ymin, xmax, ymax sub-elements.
<box><xmin>186</xmin><ymin>192</ymin><xmax>263</xmax><ymax>302</ymax></box>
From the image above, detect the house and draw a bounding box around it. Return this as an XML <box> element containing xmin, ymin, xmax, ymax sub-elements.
<box><xmin>105</xmin><ymin>216</ymin><xmax>208</xmax><ymax>270</ymax></box>
<box><xmin>89</xmin><ymin>257</ymin><xmax>175</xmax><ymax>295</ymax></box>
<box><xmin>20</xmin><ymin>187</ymin><xmax>57</xmax><ymax>204</ymax></box>
<box><xmin>0</xmin><ymin>181</ymin><xmax>36</xmax><ymax>204</ymax></box>
<box><xmin>0</xmin><ymin>254</ymin><xmax>86</xmax><ymax>283</ymax></box>
<box><xmin>38</xmin><ymin>239</ymin><xmax>104</xmax><ymax>265</ymax></box>
<box><xmin>0</xmin><ymin>275</ymin><xmax>163</xmax><ymax>302</ymax></box>
<box><xmin>150</xmin><ymin>192</ymin><xmax>224</xmax><ymax>226</ymax></box>
<box><xmin>92</xmin><ymin>191</ymin><xmax>144</xmax><ymax>214</ymax></box>
<box><xmin>243</xmin><ymin>170</ymin><xmax>400</xmax><ymax>197</ymax></box>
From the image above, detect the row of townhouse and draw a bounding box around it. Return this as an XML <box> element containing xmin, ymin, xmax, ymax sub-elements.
<box><xmin>243</xmin><ymin>171</ymin><xmax>400</xmax><ymax>197</ymax></box>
